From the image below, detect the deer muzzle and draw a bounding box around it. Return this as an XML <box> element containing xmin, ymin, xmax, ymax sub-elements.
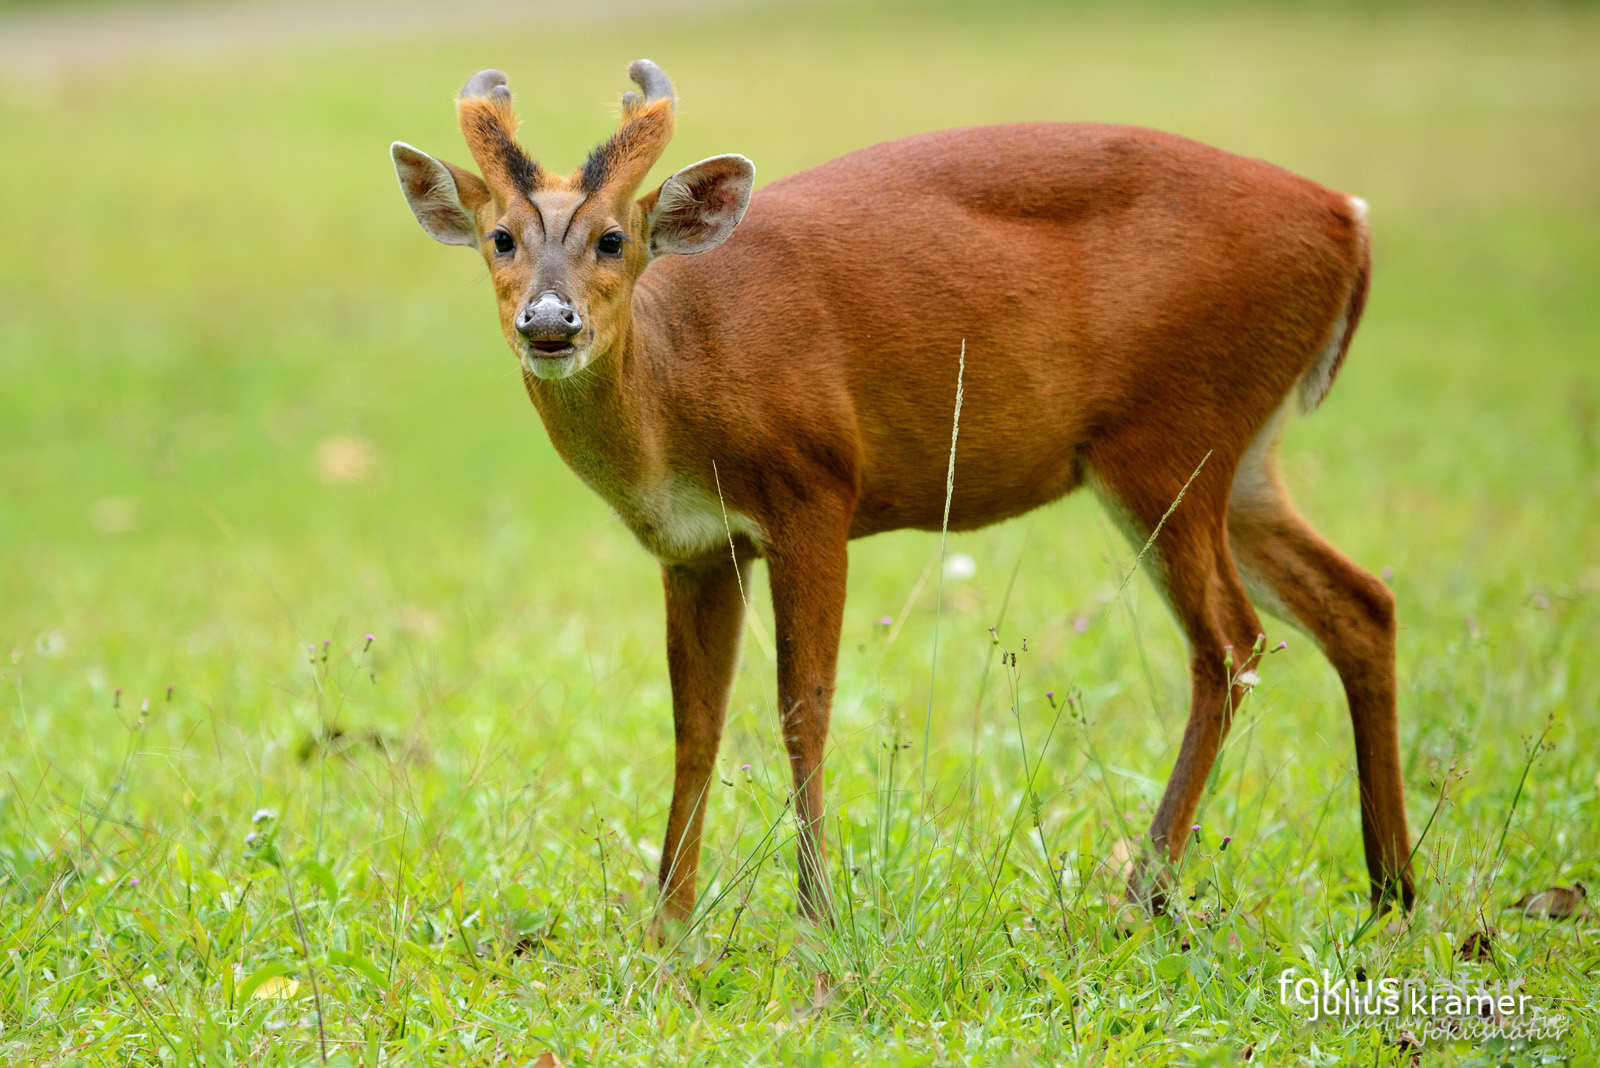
<box><xmin>516</xmin><ymin>291</ymin><xmax>583</xmax><ymax>353</ymax></box>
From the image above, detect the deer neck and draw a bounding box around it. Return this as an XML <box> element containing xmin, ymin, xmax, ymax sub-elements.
<box><xmin>521</xmin><ymin>287</ymin><xmax>672</xmax><ymax>508</ymax></box>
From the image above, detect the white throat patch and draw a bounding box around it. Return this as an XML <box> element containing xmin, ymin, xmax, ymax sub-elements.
<box><xmin>617</xmin><ymin>474</ymin><xmax>764</xmax><ymax>563</ymax></box>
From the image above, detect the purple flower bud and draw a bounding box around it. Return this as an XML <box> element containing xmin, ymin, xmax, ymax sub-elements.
<box><xmin>1191</xmin><ymin>823</ymin><xmax>1201</xmax><ymax>832</ymax></box>
<box><xmin>365</xmin><ymin>634</ymin><xmax>375</xmax><ymax>642</ymax></box>
<box><xmin>127</xmin><ymin>876</ymin><xmax>140</xmax><ymax>887</ymax></box>
<box><xmin>877</xmin><ymin>616</ymin><xmax>893</xmax><ymax>626</ymax></box>
<box><xmin>741</xmin><ymin>764</ymin><xmax>751</xmax><ymax>771</ymax></box>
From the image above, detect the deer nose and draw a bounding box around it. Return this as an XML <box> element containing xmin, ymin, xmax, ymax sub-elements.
<box><xmin>515</xmin><ymin>292</ymin><xmax>582</xmax><ymax>341</ymax></box>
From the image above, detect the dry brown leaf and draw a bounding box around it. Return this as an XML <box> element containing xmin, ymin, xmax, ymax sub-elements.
<box><xmin>531</xmin><ymin>1053</ymin><xmax>565</xmax><ymax>1068</ymax></box>
<box><xmin>1457</xmin><ymin>928</ymin><xmax>1495</xmax><ymax>962</ymax></box>
<box><xmin>1506</xmin><ymin>881</ymin><xmax>1588</xmax><ymax>919</ymax></box>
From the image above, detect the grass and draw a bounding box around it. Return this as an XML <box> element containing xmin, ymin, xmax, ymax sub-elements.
<box><xmin>1</xmin><ymin>0</ymin><xmax>1598</xmax><ymax>1063</ymax></box>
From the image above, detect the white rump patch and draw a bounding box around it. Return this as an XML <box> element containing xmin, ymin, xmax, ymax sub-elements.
<box><xmin>1296</xmin><ymin>194</ymin><xmax>1371</xmax><ymax>414</ymax></box>
<box><xmin>1297</xmin><ymin>301</ymin><xmax>1350</xmax><ymax>415</ymax></box>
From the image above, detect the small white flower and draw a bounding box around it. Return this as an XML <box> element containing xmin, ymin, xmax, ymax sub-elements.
<box><xmin>943</xmin><ymin>553</ymin><xmax>976</xmax><ymax>581</ymax></box>
<box><xmin>252</xmin><ymin>808</ymin><xmax>277</xmax><ymax>824</ymax></box>
<box><xmin>1237</xmin><ymin>670</ymin><xmax>1261</xmax><ymax>689</ymax></box>
<box><xmin>244</xmin><ymin>831</ymin><xmax>259</xmax><ymax>845</ymax></box>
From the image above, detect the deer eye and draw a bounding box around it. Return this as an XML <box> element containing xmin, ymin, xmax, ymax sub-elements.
<box><xmin>492</xmin><ymin>230</ymin><xmax>514</xmax><ymax>255</ymax></box>
<box><xmin>596</xmin><ymin>231</ymin><xmax>625</xmax><ymax>256</ymax></box>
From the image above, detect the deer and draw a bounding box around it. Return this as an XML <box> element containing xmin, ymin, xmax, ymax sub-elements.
<box><xmin>390</xmin><ymin>60</ymin><xmax>1414</xmax><ymax>926</ymax></box>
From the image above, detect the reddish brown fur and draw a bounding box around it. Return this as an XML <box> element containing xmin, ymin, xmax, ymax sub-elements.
<box><xmin>402</xmin><ymin>72</ymin><xmax>1415</xmax><ymax>926</ymax></box>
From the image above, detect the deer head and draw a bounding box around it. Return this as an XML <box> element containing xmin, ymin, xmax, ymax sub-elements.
<box><xmin>391</xmin><ymin>61</ymin><xmax>755</xmax><ymax>381</ymax></box>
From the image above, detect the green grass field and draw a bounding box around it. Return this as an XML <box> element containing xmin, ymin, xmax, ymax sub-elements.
<box><xmin>2</xmin><ymin>1</ymin><xmax>1598</xmax><ymax>1064</ymax></box>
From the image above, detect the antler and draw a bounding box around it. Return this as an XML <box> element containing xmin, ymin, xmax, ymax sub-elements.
<box><xmin>456</xmin><ymin>68</ymin><xmax>543</xmax><ymax>196</ymax></box>
<box><xmin>461</xmin><ymin>68</ymin><xmax>512</xmax><ymax>104</ymax></box>
<box><xmin>620</xmin><ymin>58</ymin><xmax>674</xmax><ymax>117</ymax></box>
<box><xmin>577</xmin><ymin>59</ymin><xmax>677</xmax><ymax>201</ymax></box>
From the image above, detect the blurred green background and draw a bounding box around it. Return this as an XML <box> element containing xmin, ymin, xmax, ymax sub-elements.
<box><xmin>0</xmin><ymin>0</ymin><xmax>1597</xmax><ymax>1060</ymax></box>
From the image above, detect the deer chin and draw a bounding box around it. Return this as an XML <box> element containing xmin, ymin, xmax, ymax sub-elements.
<box><xmin>520</xmin><ymin>343</ymin><xmax>588</xmax><ymax>381</ymax></box>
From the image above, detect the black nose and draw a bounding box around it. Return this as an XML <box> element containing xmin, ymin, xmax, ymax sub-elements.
<box><xmin>516</xmin><ymin>292</ymin><xmax>582</xmax><ymax>341</ymax></box>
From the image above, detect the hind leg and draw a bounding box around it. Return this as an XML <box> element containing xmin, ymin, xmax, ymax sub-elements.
<box><xmin>1228</xmin><ymin>457</ymin><xmax>1414</xmax><ymax>909</ymax></box>
<box><xmin>1090</xmin><ymin>445</ymin><xmax>1267</xmax><ymax>910</ymax></box>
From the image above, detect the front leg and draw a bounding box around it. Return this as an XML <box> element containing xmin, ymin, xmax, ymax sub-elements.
<box><xmin>766</xmin><ymin>517</ymin><xmax>850</xmax><ymax>923</ymax></box>
<box><xmin>656</xmin><ymin>556</ymin><xmax>749</xmax><ymax>925</ymax></box>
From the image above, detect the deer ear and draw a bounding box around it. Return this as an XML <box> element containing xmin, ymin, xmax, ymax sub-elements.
<box><xmin>640</xmin><ymin>154</ymin><xmax>754</xmax><ymax>259</ymax></box>
<box><xmin>391</xmin><ymin>141</ymin><xmax>489</xmax><ymax>247</ymax></box>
